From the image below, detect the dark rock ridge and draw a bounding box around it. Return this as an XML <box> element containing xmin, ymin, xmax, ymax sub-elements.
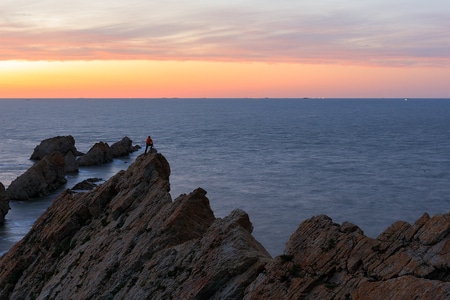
<box><xmin>0</xmin><ymin>153</ymin><xmax>270</xmax><ymax>299</ymax></box>
<box><xmin>245</xmin><ymin>214</ymin><xmax>450</xmax><ymax>299</ymax></box>
<box><xmin>30</xmin><ymin>135</ymin><xmax>81</xmax><ymax>161</ymax></box>
<box><xmin>71</xmin><ymin>178</ymin><xmax>102</xmax><ymax>191</ymax></box>
<box><xmin>4</xmin><ymin>136</ymin><xmax>139</xmax><ymax>202</ymax></box>
<box><xmin>0</xmin><ymin>183</ymin><xmax>9</xmax><ymax>225</ymax></box>
<box><xmin>30</xmin><ymin>135</ymin><xmax>81</xmax><ymax>173</ymax></box>
<box><xmin>77</xmin><ymin>141</ymin><xmax>113</xmax><ymax>166</ymax></box>
<box><xmin>110</xmin><ymin>136</ymin><xmax>140</xmax><ymax>158</ymax></box>
<box><xmin>31</xmin><ymin>135</ymin><xmax>139</xmax><ymax>168</ymax></box>
<box><xmin>0</xmin><ymin>153</ymin><xmax>449</xmax><ymax>299</ymax></box>
<box><xmin>77</xmin><ymin>136</ymin><xmax>140</xmax><ymax>167</ymax></box>
<box><xmin>63</xmin><ymin>151</ymin><xmax>79</xmax><ymax>173</ymax></box>
<box><xmin>6</xmin><ymin>152</ymin><xmax>67</xmax><ymax>200</ymax></box>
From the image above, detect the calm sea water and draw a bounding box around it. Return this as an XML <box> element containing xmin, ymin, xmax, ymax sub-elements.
<box><xmin>1</xmin><ymin>98</ymin><xmax>449</xmax><ymax>256</ymax></box>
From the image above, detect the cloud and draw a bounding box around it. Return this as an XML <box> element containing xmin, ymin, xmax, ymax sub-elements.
<box><xmin>1</xmin><ymin>1</ymin><xmax>449</xmax><ymax>66</ymax></box>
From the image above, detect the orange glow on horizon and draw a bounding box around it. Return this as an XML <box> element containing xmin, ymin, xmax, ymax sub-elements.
<box><xmin>1</xmin><ymin>60</ymin><xmax>449</xmax><ymax>98</ymax></box>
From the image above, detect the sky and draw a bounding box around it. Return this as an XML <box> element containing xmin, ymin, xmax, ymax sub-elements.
<box><xmin>1</xmin><ymin>0</ymin><xmax>449</xmax><ymax>98</ymax></box>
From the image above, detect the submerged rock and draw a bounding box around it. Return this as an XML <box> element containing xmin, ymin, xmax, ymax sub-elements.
<box><xmin>0</xmin><ymin>153</ymin><xmax>449</xmax><ymax>299</ymax></box>
<box><xmin>6</xmin><ymin>152</ymin><xmax>67</xmax><ymax>200</ymax></box>
<box><xmin>0</xmin><ymin>183</ymin><xmax>9</xmax><ymax>225</ymax></box>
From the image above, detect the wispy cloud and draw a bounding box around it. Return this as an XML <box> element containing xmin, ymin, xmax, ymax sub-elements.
<box><xmin>1</xmin><ymin>0</ymin><xmax>449</xmax><ymax>66</ymax></box>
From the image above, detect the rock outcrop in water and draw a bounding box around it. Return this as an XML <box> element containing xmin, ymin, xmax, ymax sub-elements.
<box><xmin>0</xmin><ymin>153</ymin><xmax>449</xmax><ymax>299</ymax></box>
<box><xmin>0</xmin><ymin>183</ymin><xmax>9</xmax><ymax>225</ymax></box>
<box><xmin>30</xmin><ymin>135</ymin><xmax>81</xmax><ymax>161</ymax></box>
<box><xmin>77</xmin><ymin>142</ymin><xmax>113</xmax><ymax>166</ymax></box>
<box><xmin>6</xmin><ymin>152</ymin><xmax>67</xmax><ymax>200</ymax></box>
<box><xmin>30</xmin><ymin>135</ymin><xmax>81</xmax><ymax>173</ymax></box>
<box><xmin>4</xmin><ymin>136</ymin><xmax>139</xmax><ymax>202</ymax></box>
<box><xmin>77</xmin><ymin>136</ymin><xmax>139</xmax><ymax>167</ymax></box>
<box><xmin>110</xmin><ymin>136</ymin><xmax>140</xmax><ymax>158</ymax></box>
<box><xmin>63</xmin><ymin>151</ymin><xmax>79</xmax><ymax>173</ymax></box>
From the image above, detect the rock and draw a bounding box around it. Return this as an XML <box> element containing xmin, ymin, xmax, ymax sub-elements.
<box><xmin>110</xmin><ymin>136</ymin><xmax>138</xmax><ymax>158</ymax></box>
<box><xmin>0</xmin><ymin>153</ymin><xmax>270</xmax><ymax>299</ymax></box>
<box><xmin>71</xmin><ymin>178</ymin><xmax>101</xmax><ymax>191</ymax></box>
<box><xmin>6</xmin><ymin>152</ymin><xmax>67</xmax><ymax>200</ymax></box>
<box><xmin>244</xmin><ymin>213</ymin><xmax>450</xmax><ymax>299</ymax></box>
<box><xmin>30</xmin><ymin>136</ymin><xmax>81</xmax><ymax>160</ymax></box>
<box><xmin>64</xmin><ymin>151</ymin><xmax>79</xmax><ymax>173</ymax></box>
<box><xmin>77</xmin><ymin>142</ymin><xmax>113</xmax><ymax>166</ymax></box>
<box><xmin>0</xmin><ymin>183</ymin><xmax>10</xmax><ymax>225</ymax></box>
<box><xmin>0</xmin><ymin>153</ymin><xmax>449</xmax><ymax>299</ymax></box>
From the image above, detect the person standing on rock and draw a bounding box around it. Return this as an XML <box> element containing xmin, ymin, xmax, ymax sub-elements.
<box><xmin>145</xmin><ymin>136</ymin><xmax>153</xmax><ymax>154</ymax></box>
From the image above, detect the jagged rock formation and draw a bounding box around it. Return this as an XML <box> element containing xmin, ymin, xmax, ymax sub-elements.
<box><xmin>0</xmin><ymin>153</ymin><xmax>270</xmax><ymax>299</ymax></box>
<box><xmin>244</xmin><ymin>214</ymin><xmax>450</xmax><ymax>299</ymax></box>
<box><xmin>70</xmin><ymin>178</ymin><xmax>101</xmax><ymax>191</ymax></box>
<box><xmin>77</xmin><ymin>136</ymin><xmax>140</xmax><ymax>167</ymax></box>
<box><xmin>0</xmin><ymin>153</ymin><xmax>449</xmax><ymax>299</ymax></box>
<box><xmin>6</xmin><ymin>152</ymin><xmax>67</xmax><ymax>200</ymax></box>
<box><xmin>4</xmin><ymin>136</ymin><xmax>140</xmax><ymax>203</ymax></box>
<box><xmin>0</xmin><ymin>183</ymin><xmax>9</xmax><ymax>225</ymax></box>
<box><xmin>30</xmin><ymin>135</ymin><xmax>81</xmax><ymax>161</ymax></box>
<box><xmin>30</xmin><ymin>135</ymin><xmax>139</xmax><ymax>171</ymax></box>
<box><xmin>77</xmin><ymin>142</ymin><xmax>113</xmax><ymax>166</ymax></box>
<box><xmin>110</xmin><ymin>136</ymin><xmax>139</xmax><ymax>158</ymax></box>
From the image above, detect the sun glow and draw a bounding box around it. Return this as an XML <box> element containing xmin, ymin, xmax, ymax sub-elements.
<box><xmin>0</xmin><ymin>60</ymin><xmax>44</xmax><ymax>71</ymax></box>
<box><xmin>0</xmin><ymin>60</ymin><xmax>449</xmax><ymax>98</ymax></box>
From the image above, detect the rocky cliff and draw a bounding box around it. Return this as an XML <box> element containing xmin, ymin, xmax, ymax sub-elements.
<box><xmin>245</xmin><ymin>214</ymin><xmax>450</xmax><ymax>299</ymax></box>
<box><xmin>0</xmin><ymin>153</ymin><xmax>448</xmax><ymax>299</ymax></box>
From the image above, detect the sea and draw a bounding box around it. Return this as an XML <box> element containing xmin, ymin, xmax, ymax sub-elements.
<box><xmin>1</xmin><ymin>98</ymin><xmax>449</xmax><ymax>256</ymax></box>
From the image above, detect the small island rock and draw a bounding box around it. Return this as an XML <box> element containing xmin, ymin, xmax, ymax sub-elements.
<box><xmin>110</xmin><ymin>136</ymin><xmax>139</xmax><ymax>158</ymax></box>
<box><xmin>6</xmin><ymin>152</ymin><xmax>67</xmax><ymax>200</ymax></box>
<box><xmin>77</xmin><ymin>142</ymin><xmax>113</xmax><ymax>166</ymax></box>
<box><xmin>30</xmin><ymin>135</ymin><xmax>81</xmax><ymax>160</ymax></box>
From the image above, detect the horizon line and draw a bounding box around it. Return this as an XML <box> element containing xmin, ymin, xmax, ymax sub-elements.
<box><xmin>1</xmin><ymin>97</ymin><xmax>449</xmax><ymax>100</ymax></box>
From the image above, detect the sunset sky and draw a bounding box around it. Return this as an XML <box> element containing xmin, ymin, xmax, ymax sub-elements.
<box><xmin>1</xmin><ymin>0</ymin><xmax>449</xmax><ymax>98</ymax></box>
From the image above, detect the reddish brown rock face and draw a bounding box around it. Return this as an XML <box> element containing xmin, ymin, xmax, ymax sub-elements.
<box><xmin>0</xmin><ymin>153</ymin><xmax>449</xmax><ymax>299</ymax></box>
<box><xmin>0</xmin><ymin>153</ymin><xmax>270</xmax><ymax>299</ymax></box>
<box><xmin>244</xmin><ymin>214</ymin><xmax>450</xmax><ymax>299</ymax></box>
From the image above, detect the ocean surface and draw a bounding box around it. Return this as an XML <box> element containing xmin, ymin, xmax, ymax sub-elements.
<box><xmin>1</xmin><ymin>98</ymin><xmax>449</xmax><ymax>256</ymax></box>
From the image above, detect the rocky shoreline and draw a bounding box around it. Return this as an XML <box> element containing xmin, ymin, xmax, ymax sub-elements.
<box><xmin>0</xmin><ymin>138</ymin><xmax>449</xmax><ymax>299</ymax></box>
<box><xmin>1</xmin><ymin>135</ymin><xmax>140</xmax><ymax>205</ymax></box>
